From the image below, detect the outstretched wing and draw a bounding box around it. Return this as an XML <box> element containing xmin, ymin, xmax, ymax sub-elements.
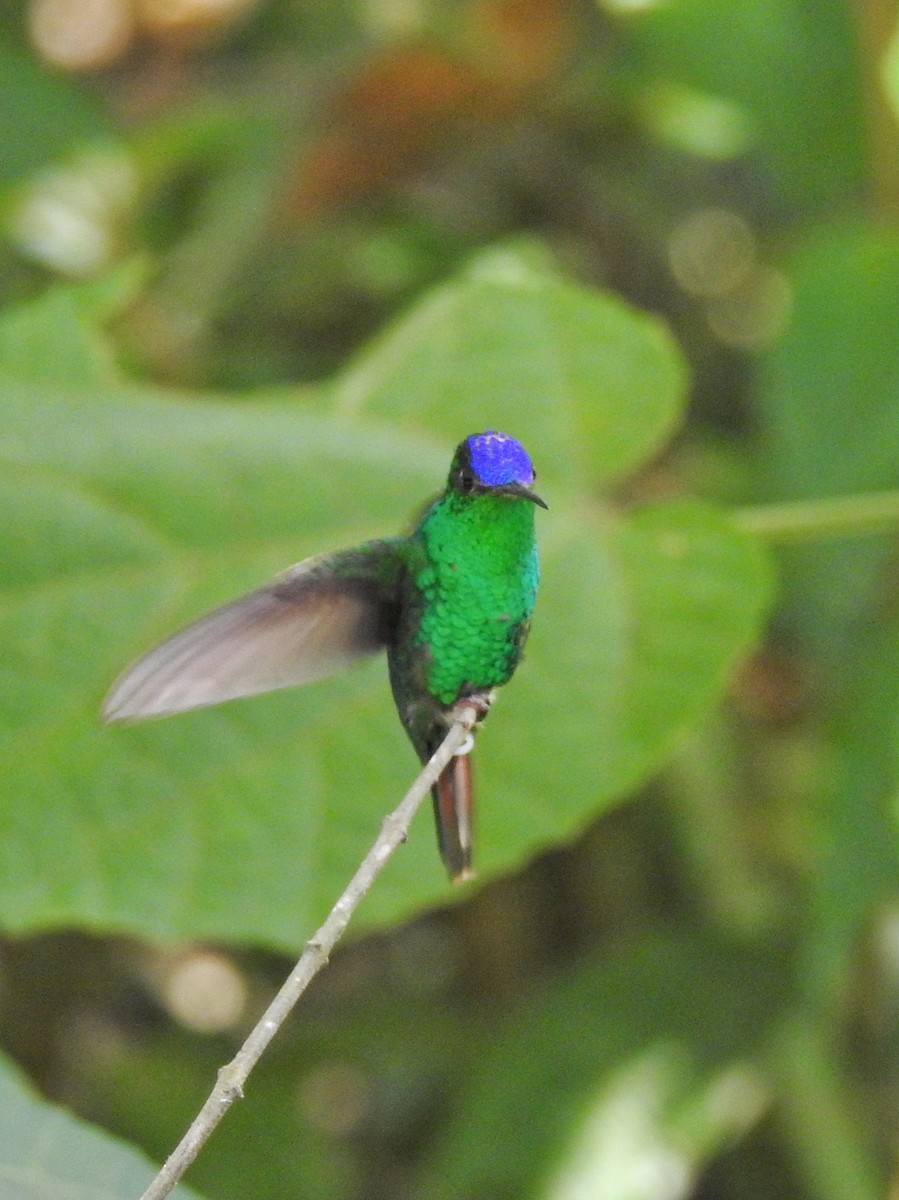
<box><xmin>102</xmin><ymin>540</ymin><xmax>404</xmax><ymax>722</ymax></box>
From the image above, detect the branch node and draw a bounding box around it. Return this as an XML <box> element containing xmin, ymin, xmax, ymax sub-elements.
<box><xmin>216</xmin><ymin>1064</ymin><xmax>245</xmax><ymax>1102</ymax></box>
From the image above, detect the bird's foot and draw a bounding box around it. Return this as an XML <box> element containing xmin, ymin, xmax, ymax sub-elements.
<box><xmin>454</xmin><ymin>690</ymin><xmax>495</xmax><ymax>719</ymax></box>
<box><xmin>454</xmin><ymin>733</ymin><xmax>475</xmax><ymax>757</ymax></box>
<box><xmin>450</xmin><ymin>691</ymin><xmax>494</xmax><ymax>756</ymax></box>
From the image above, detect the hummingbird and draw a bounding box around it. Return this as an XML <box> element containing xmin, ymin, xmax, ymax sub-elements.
<box><xmin>103</xmin><ymin>431</ymin><xmax>546</xmax><ymax>881</ymax></box>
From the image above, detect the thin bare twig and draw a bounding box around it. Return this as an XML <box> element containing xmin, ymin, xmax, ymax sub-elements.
<box><xmin>138</xmin><ymin>706</ymin><xmax>479</xmax><ymax>1200</ymax></box>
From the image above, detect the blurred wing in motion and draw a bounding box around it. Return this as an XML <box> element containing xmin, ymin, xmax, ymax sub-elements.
<box><xmin>102</xmin><ymin>540</ymin><xmax>403</xmax><ymax>722</ymax></box>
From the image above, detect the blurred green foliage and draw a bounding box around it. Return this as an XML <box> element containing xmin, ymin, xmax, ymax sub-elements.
<box><xmin>0</xmin><ymin>1054</ymin><xmax>201</xmax><ymax>1200</ymax></box>
<box><xmin>0</xmin><ymin>2</ymin><xmax>898</xmax><ymax>1200</ymax></box>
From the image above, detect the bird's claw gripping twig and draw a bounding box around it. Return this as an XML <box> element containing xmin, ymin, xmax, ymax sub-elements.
<box><xmin>449</xmin><ymin>691</ymin><xmax>494</xmax><ymax>756</ymax></box>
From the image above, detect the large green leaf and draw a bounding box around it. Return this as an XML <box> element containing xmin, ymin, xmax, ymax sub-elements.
<box><xmin>331</xmin><ymin>243</ymin><xmax>687</xmax><ymax>491</ymax></box>
<box><xmin>0</xmin><ymin>254</ymin><xmax>770</xmax><ymax>948</ymax></box>
<box><xmin>0</xmin><ymin>1053</ymin><xmax>201</xmax><ymax>1200</ymax></box>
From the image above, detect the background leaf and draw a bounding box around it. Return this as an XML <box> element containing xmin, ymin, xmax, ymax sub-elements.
<box><xmin>0</xmin><ymin>255</ymin><xmax>769</xmax><ymax>947</ymax></box>
<box><xmin>629</xmin><ymin>0</ymin><xmax>865</xmax><ymax>210</ymax></box>
<box><xmin>0</xmin><ymin>1051</ymin><xmax>202</xmax><ymax>1200</ymax></box>
<box><xmin>756</xmin><ymin>227</ymin><xmax>899</xmax><ymax>661</ymax></box>
<box><xmin>0</xmin><ymin>44</ymin><xmax>110</xmax><ymax>189</ymax></box>
<box><xmin>331</xmin><ymin>244</ymin><xmax>687</xmax><ymax>491</ymax></box>
<box><xmin>427</xmin><ymin>932</ymin><xmax>788</xmax><ymax>1200</ymax></box>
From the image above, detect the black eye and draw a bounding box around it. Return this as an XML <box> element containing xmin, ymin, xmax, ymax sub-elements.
<box><xmin>458</xmin><ymin>468</ymin><xmax>476</xmax><ymax>492</ymax></box>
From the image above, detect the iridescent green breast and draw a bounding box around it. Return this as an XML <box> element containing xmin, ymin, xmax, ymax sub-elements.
<box><xmin>413</xmin><ymin>492</ymin><xmax>539</xmax><ymax>705</ymax></box>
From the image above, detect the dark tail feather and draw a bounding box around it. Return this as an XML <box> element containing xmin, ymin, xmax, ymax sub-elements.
<box><xmin>432</xmin><ymin>753</ymin><xmax>475</xmax><ymax>882</ymax></box>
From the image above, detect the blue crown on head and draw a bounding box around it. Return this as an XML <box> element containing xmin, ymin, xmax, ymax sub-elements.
<box><xmin>467</xmin><ymin>431</ymin><xmax>535</xmax><ymax>487</ymax></box>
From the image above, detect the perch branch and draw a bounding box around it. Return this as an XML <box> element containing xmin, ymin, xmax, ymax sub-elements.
<box><xmin>138</xmin><ymin>705</ymin><xmax>479</xmax><ymax>1200</ymax></box>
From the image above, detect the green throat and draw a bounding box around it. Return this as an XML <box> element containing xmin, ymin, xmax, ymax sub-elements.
<box><xmin>413</xmin><ymin>491</ymin><xmax>539</xmax><ymax>705</ymax></box>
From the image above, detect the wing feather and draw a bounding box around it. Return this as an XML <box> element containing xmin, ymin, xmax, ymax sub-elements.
<box><xmin>103</xmin><ymin>543</ymin><xmax>402</xmax><ymax>722</ymax></box>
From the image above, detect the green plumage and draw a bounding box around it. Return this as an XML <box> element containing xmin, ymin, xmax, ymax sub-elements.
<box><xmin>388</xmin><ymin>490</ymin><xmax>539</xmax><ymax>743</ymax></box>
